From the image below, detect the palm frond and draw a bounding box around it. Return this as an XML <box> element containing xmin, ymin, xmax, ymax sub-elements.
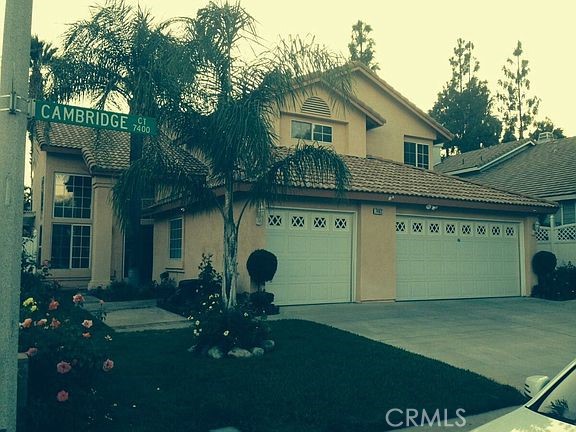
<box><xmin>111</xmin><ymin>135</ymin><xmax>213</xmax><ymax>229</ymax></box>
<box><xmin>249</xmin><ymin>143</ymin><xmax>351</xmax><ymax>207</ymax></box>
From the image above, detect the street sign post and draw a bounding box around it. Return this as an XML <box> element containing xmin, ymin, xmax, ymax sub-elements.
<box><xmin>0</xmin><ymin>1</ymin><xmax>34</xmax><ymax>431</ymax></box>
<box><xmin>34</xmin><ymin>100</ymin><xmax>158</xmax><ymax>135</ymax></box>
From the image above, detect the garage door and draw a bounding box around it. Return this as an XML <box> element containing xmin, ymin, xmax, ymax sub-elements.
<box><xmin>396</xmin><ymin>216</ymin><xmax>521</xmax><ymax>300</ymax></box>
<box><xmin>265</xmin><ymin>209</ymin><xmax>353</xmax><ymax>305</ymax></box>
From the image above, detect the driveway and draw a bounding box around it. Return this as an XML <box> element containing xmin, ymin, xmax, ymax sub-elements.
<box><xmin>275</xmin><ymin>297</ymin><xmax>576</xmax><ymax>389</ymax></box>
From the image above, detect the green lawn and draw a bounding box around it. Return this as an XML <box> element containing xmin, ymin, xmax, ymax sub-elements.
<box><xmin>95</xmin><ymin>320</ymin><xmax>523</xmax><ymax>432</ymax></box>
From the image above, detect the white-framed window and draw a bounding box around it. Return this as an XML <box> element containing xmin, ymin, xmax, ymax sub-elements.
<box><xmin>291</xmin><ymin>120</ymin><xmax>333</xmax><ymax>143</ymax></box>
<box><xmin>51</xmin><ymin>224</ymin><xmax>91</xmax><ymax>269</ymax></box>
<box><xmin>404</xmin><ymin>142</ymin><xmax>429</xmax><ymax>169</ymax></box>
<box><xmin>53</xmin><ymin>173</ymin><xmax>92</xmax><ymax>219</ymax></box>
<box><xmin>557</xmin><ymin>200</ymin><xmax>576</xmax><ymax>226</ymax></box>
<box><xmin>169</xmin><ymin>218</ymin><xmax>183</xmax><ymax>260</ymax></box>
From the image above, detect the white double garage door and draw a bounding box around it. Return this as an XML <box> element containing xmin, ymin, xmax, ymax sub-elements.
<box><xmin>265</xmin><ymin>209</ymin><xmax>521</xmax><ymax>305</ymax></box>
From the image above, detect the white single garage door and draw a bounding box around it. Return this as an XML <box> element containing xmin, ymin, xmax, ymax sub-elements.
<box><xmin>396</xmin><ymin>216</ymin><xmax>521</xmax><ymax>300</ymax></box>
<box><xmin>265</xmin><ymin>209</ymin><xmax>353</xmax><ymax>305</ymax></box>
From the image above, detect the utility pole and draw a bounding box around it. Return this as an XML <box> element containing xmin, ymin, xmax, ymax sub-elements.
<box><xmin>0</xmin><ymin>0</ymin><xmax>33</xmax><ymax>431</ymax></box>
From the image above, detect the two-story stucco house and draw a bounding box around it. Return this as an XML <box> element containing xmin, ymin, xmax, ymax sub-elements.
<box><xmin>146</xmin><ymin>63</ymin><xmax>557</xmax><ymax>304</ymax></box>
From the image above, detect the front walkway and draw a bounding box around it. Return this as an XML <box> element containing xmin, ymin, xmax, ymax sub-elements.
<box><xmin>275</xmin><ymin>297</ymin><xmax>576</xmax><ymax>389</ymax></box>
<box><xmin>84</xmin><ymin>296</ymin><xmax>190</xmax><ymax>332</ymax></box>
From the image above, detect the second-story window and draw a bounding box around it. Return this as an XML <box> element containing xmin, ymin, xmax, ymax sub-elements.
<box><xmin>53</xmin><ymin>173</ymin><xmax>92</xmax><ymax>219</ymax></box>
<box><xmin>404</xmin><ymin>142</ymin><xmax>429</xmax><ymax>169</ymax></box>
<box><xmin>291</xmin><ymin>120</ymin><xmax>333</xmax><ymax>144</ymax></box>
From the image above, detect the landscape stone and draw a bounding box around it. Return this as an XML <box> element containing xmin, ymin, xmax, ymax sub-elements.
<box><xmin>207</xmin><ymin>346</ymin><xmax>224</xmax><ymax>359</ymax></box>
<box><xmin>261</xmin><ymin>339</ymin><xmax>275</xmax><ymax>352</ymax></box>
<box><xmin>251</xmin><ymin>347</ymin><xmax>265</xmax><ymax>357</ymax></box>
<box><xmin>227</xmin><ymin>347</ymin><xmax>253</xmax><ymax>358</ymax></box>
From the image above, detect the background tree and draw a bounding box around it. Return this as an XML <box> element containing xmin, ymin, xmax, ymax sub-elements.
<box><xmin>497</xmin><ymin>41</ymin><xmax>540</xmax><ymax>140</ymax></box>
<box><xmin>112</xmin><ymin>2</ymin><xmax>352</xmax><ymax>308</ymax></box>
<box><xmin>52</xmin><ymin>0</ymin><xmax>188</xmax><ymax>286</ymax></box>
<box><xmin>348</xmin><ymin>20</ymin><xmax>379</xmax><ymax>71</ymax></box>
<box><xmin>29</xmin><ymin>35</ymin><xmax>58</xmax><ymax>100</ymax></box>
<box><xmin>530</xmin><ymin>117</ymin><xmax>565</xmax><ymax>141</ymax></box>
<box><xmin>29</xmin><ymin>36</ymin><xmax>58</xmax><ymax>186</ymax></box>
<box><xmin>429</xmin><ymin>38</ymin><xmax>501</xmax><ymax>154</ymax></box>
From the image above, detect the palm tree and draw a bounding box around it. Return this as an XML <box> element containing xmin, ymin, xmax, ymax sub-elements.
<box><xmin>112</xmin><ymin>2</ymin><xmax>353</xmax><ymax>308</ymax></box>
<box><xmin>51</xmin><ymin>0</ymin><xmax>191</xmax><ymax>285</ymax></box>
<box><xmin>29</xmin><ymin>36</ymin><xmax>58</xmax><ymax>185</ymax></box>
<box><xmin>29</xmin><ymin>35</ymin><xmax>58</xmax><ymax>100</ymax></box>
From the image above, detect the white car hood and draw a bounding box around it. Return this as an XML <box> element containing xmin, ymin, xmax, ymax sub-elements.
<box><xmin>473</xmin><ymin>407</ymin><xmax>576</xmax><ymax>431</ymax></box>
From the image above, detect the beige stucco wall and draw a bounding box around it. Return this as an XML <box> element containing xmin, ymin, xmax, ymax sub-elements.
<box><xmin>356</xmin><ymin>203</ymin><xmax>397</xmax><ymax>301</ymax></box>
<box><xmin>153</xmin><ymin>202</ymin><xmax>265</xmax><ymax>292</ymax></box>
<box><xmin>32</xmin><ymin>149</ymin><xmax>124</xmax><ymax>288</ymax></box>
<box><xmin>277</xmin><ymin>86</ymin><xmax>367</xmax><ymax>157</ymax></box>
<box><xmin>153</xmin><ymin>196</ymin><xmax>541</xmax><ymax>301</ymax></box>
<box><xmin>352</xmin><ymin>75</ymin><xmax>438</xmax><ymax>163</ymax></box>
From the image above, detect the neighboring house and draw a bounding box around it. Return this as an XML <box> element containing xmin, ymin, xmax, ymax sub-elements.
<box><xmin>436</xmin><ymin>134</ymin><xmax>576</xmax><ymax>265</ymax></box>
<box><xmin>147</xmin><ymin>63</ymin><xmax>556</xmax><ymax>304</ymax></box>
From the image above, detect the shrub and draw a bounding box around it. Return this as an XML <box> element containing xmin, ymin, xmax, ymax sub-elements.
<box><xmin>532</xmin><ymin>251</ymin><xmax>557</xmax><ymax>282</ymax></box>
<box><xmin>246</xmin><ymin>249</ymin><xmax>278</xmax><ymax>290</ymax></box>
<box><xmin>158</xmin><ymin>254</ymin><xmax>222</xmax><ymax>317</ymax></box>
<box><xmin>90</xmin><ymin>279</ymin><xmax>156</xmax><ymax>302</ymax></box>
<box><xmin>189</xmin><ymin>301</ymin><xmax>270</xmax><ymax>355</ymax></box>
<box><xmin>534</xmin><ymin>263</ymin><xmax>576</xmax><ymax>301</ymax></box>
<box><xmin>19</xmin><ymin>274</ymin><xmax>114</xmax><ymax>431</ymax></box>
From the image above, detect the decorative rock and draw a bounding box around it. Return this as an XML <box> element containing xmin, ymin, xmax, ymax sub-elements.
<box><xmin>207</xmin><ymin>346</ymin><xmax>224</xmax><ymax>359</ymax></box>
<box><xmin>227</xmin><ymin>347</ymin><xmax>253</xmax><ymax>358</ymax></box>
<box><xmin>251</xmin><ymin>347</ymin><xmax>265</xmax><ymax>357</ymax></box>
<box><xmin>260</xmin><ymin>339</ymin><xmax>275</xmax><ymax>352</ymax></box>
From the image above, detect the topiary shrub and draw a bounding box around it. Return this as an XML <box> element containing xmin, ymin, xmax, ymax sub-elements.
<box><xmin>246</xmin><ymin>249</ymin><xmax>278</xmax><ymax>291</ymax></box>
<box><xmin>531</xmin><ymin>251</ymin><xmax>557</xmax><ymax>298</ymax></box>
<box><xmin>532</xmin><ymin>251</ymin><xmax>557</xmax><ymax>280</ymax></box>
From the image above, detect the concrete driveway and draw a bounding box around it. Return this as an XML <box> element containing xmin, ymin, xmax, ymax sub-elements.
<box><xmin>276</xmin><ymin>297</ymin><xmax>576</xmax><ymax>389</ymax></box>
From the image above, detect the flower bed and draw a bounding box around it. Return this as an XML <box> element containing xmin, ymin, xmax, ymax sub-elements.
<box><xmin>19</xmin><ymin>270</ymin><xmax>114</xmax><ymax>431</ymax></box>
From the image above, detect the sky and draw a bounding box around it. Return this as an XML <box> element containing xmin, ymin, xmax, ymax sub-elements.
<box><xmin>1</xmin><ymin>0</ymin><xmax>575</xmax><ymax>136</ymax></box>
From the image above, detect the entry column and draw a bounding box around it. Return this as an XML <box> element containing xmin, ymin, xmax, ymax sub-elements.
<box><xmin>88</xmin><ymin>176</ymin><xmax>115</xmax><ymax>289</ymax></box>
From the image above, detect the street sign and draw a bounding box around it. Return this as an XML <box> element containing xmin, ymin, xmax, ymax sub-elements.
<box><xmin>34</xmin><ymin>100</ymin><xmax>158</xmax><ymax>135</ymax></box>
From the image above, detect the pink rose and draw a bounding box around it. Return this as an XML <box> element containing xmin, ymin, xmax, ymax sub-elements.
<box><xmin>72</xmin><ymin>294</ymin><xmax>85</xmax><ymax>305</ymax></box>
<box><xmin>56</xmin><ymin>390</ymin><xmax>69</xmax><ymax>402</ymax></box>
<box><xmin>21</xmin><ymin>318</ymin><xmax>33</xmax><ymax>329</ymax></box>
<box><xmin>36</xmin><ymin>318</ymin><xmax>47</xmax><ymax>327</ymax></box>
<box><xmin>56</xmin><ymin>361</ymin><xmax>72</xmax><ymax>374</ymax></box>
<box><xmin>25</xmin><ymin>347</ymin><xmax>38</xmax><ymax>357</ymax></box>
<box><xmin>50</xmin><ymin>317</ymin><xmax>61</xmax><ymax>329</ymax></box>
<box><xmin>48</xmin><ymin>299</ymin><xmax>59</xmax><ymax>311</ymax></box>
<box><xmin>102</xmin><ymin>359</ymin><xmax>114</xmax><ymax>372</ymax></box>
<box><xmin>82</xmin><ymin>319</ymin><xmax>93</xmax><ymax>329</ymax></box>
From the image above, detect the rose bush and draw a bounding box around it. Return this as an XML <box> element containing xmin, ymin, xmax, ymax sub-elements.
<box><xmin>19</xmin><ymin>269</ymin><xmax>114</xmax><ymax>431</ymax></box>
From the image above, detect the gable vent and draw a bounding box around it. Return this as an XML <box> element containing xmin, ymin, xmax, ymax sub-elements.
<box><xmin>301</xmin><ymin>96</ymin><xmax>331</xmax><ymax>117</ymax></box>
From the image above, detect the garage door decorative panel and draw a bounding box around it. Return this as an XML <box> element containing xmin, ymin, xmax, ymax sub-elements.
<box><xmin>266</xmin><ymin>209</ymin><xmax>353</xmax><ymax>305</ymax></box>
<box><xmin>396</xmin><ymin>216</ymin><xmax>521</xmax><ymax>300</ymax></box>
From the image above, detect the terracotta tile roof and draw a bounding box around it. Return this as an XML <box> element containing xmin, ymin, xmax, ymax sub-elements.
<box><xmin>460</xmin><ymin>137</ymin><xmax>576</xmax><ymax>199</ymax></box>
<box><xmin>435</xmin><ymin>139</ymin><xmax>533</xmax><ymax>174</ymax></box>
<box><xmin>298</xmin><ymin>151</ymin><xmax>556</xmax><ymax>210</ymax></box>
<box><xmin>34</xmin><ymin>121</ymin><xmax>206</xmax><ymax>175</ymax></box>
<box><xmin>35</xmin><ymin>122</ymin><xmax>555</xmax><ymax>212</ymax></box>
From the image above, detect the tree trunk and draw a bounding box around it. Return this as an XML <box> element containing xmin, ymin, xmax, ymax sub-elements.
<box><xmin>125</xmin><ymin>133</ymin><xmax>144</xmax><ymax>287</ymax></box>
<box><xmin>222</xmin><ymin>178</ymin><xmax>238</xmax><ymax>309</ymax></box>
